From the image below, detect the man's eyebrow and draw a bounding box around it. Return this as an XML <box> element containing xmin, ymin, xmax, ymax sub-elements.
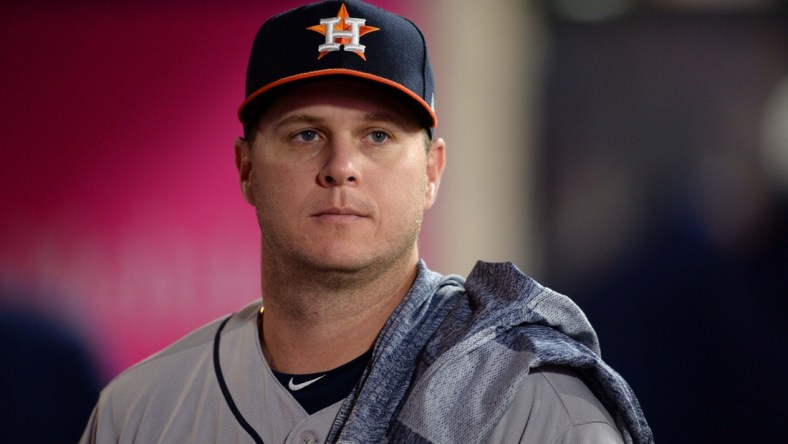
<box><xmin>273</xmin><ymin>114</ymin><xmax>324</xmax><ymax>130</ymax></box>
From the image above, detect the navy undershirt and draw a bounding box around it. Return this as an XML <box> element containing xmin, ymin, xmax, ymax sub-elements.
<box><xmin>272</xmin><ymin>349</ymin><xmax>372</xmax><ymax>414</ymax></box>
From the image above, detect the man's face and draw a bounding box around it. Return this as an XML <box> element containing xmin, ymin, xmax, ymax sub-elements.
<box><xmin>235</xmin><ymin>78</ymin><xmax>445</xmax><ymax>275</ymax></box>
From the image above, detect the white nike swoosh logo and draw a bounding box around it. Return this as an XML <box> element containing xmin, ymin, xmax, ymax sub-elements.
<box><xmin>288</xmin><ymin>374</ymin><xmax>326</xmax><ymax>391</ymax></box>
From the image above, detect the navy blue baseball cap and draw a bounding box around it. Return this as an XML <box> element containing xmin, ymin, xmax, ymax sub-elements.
<box><xmin>238</xmin><ymin>0</ymin><xmax>437</xmax><ymax>133</ymax></box>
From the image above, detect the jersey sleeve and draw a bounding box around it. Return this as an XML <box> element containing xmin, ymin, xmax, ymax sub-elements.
<box><xmin>487</xmin><ymin>366</ymin><xmax>625</xmax><ymax>444</ymax></box>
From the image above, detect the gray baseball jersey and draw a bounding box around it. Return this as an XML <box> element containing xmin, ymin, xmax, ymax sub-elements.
<box><xmin>80</xmin><ymin>301</ymin><xmax>622</xmax><ymax>443</ymax></box>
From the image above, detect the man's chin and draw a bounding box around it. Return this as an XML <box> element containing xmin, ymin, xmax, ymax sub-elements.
<box><xmin>295</xmin><ymin>247</ymin><xmax>415</xmax><ymax>283</ymax></box>
<box><xmin>299</xmin><ymin>255</ymin><xmax>371</xmax><ymax>275</ymax></box>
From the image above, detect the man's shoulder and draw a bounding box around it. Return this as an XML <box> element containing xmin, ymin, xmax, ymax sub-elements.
<box><xmin>490</xmin><ymin>366</ymin><xmax>623</xmax><ymax>443</ymax></box>
<box><xmin>528</xmin><ymin>366</ymin><xmax>618</xmax><ymax>426</ymax></box>
<box><xmin>100</xmin><ymin>301</ymin><xmax>260</xmax><ymax>404</ymax></box>
<box><xmin>81</xmin><ymin>301</ymin><xmax>266</xmax><ymax>443</ymax></box>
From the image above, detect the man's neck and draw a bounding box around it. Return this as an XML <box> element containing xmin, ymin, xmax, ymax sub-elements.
<box><xmin>258</xmin><ymin>253</ymin><xmax>420</xmax><ymax>374</ymax></box>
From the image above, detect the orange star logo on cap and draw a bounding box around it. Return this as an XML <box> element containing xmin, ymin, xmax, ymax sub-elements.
<box><xmin>307</xmin><ymin>3</ymin><xmax>380</xmax><ymax>60</ymax></box>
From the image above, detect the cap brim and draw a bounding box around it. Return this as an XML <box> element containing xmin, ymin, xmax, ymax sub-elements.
<box><xmin>237</xmin><ymin>68</ymin><xmax>437</xmax><ymax>128</ymax></box>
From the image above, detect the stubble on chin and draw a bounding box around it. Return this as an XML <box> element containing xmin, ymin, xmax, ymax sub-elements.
<box><xmin>258</xmin><ymin>204</ymin><xmax>424</xmax><ymax>292</ymax></box>
<box><xmin>264</xmin><ymin>224</ymin><xmax>421</xmax><ymax>291</ymax></box>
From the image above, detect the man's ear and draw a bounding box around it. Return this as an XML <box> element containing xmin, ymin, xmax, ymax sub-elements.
<box><xmin>424</xmin><ymin>137</ymin><xmax>446</xmax><ymax>210</ymax></box>
<box><xmin>234</xmin><ymin>137</ymin><xmax>255</xmax><ymax>205</ymax></box>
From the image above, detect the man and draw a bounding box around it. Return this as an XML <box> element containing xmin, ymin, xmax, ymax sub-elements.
<box><xmin>81</xmin><ymin>1</ymin><xmax>653</xmax><ymax>443</ymax></box>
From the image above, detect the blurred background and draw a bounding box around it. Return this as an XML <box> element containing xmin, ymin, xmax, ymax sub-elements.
<box><xmin>1</xmin><ymin>0</ymin><xmax>785</xmax><ymax>442</ymax></box>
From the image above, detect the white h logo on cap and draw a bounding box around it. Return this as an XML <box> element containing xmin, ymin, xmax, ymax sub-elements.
<box><xmin>307</xmin><ymin>3</ymin><xmax>380</xmax><ymax>60</ymax></box>
<box><xmin>319</xmin><ymin>17</ymin><xmax>366</xmax><ymax>53</ymax></box>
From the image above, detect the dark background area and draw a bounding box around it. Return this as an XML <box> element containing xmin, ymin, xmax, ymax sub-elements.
<box><xmin>542</xmin><ymin>4</ymin><xmax>787</xmax><ymax>442</ymax></box>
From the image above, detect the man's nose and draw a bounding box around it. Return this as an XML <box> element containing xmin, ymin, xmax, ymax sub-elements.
<box><xmin>317</xmin><ymin>139</ymin><xmax>361</xmax><ymax>187</ymax></box>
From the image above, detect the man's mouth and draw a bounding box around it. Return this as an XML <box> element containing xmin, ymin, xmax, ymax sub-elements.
<box><xmin>311</xmin><ymin>207</ymin><xmax>367</xmax><ymax>221</ymax></box>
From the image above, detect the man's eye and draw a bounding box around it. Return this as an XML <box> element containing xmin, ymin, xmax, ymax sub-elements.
<box><xmin>295</xmin><ymin>130</ymin><xmax>319</xmax><ymax>142</ymax></box>
<box><xmin>369</xmin><ymin>131</ymin><xmax>389</xmax><ymax>143</ymax></box>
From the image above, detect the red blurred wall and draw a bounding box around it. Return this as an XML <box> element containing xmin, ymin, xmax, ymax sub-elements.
<box><xmin>0</xmin><ymin>0</ymin><xmax>418</xmax><ymax>379</ymax></box>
